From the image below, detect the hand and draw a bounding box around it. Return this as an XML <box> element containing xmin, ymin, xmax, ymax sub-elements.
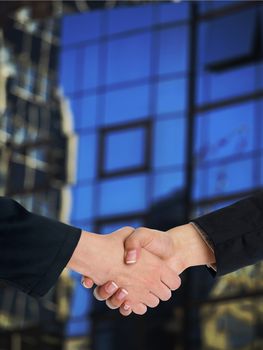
<box><xmin>82</xmin><ymin>224</ymin><xmax>215</xmax><ymax>314</ymax></box>
<box><xmin>67</xmin><ymin>227</ymin><xmax>181</xmax><ymax>315</ymax></box>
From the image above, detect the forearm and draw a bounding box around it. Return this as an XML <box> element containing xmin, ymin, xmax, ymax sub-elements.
<box><xmin>167</xmin><ymin>223</ymin><xmax>216</xmax><ymax>273</ymax></box>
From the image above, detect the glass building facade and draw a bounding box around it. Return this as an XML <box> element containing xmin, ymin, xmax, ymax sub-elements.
<box><xmin>60</xmin><ymin>2</ymin><xmax>263</xmax><ymax>350</ymax></box>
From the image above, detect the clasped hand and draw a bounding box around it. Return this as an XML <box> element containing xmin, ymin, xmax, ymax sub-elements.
<box><xmin>67</xmin><ymin>224</ymin><xmax>215</xmax><ymax>316</ymax></box>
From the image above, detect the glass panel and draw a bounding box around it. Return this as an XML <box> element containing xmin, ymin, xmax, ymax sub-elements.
<box><xmin>71</xmin><ymin>185</ymin><xmax>94</xmax><ymax>221</ymax></box>
<box><xmin>98</xmin><ymin>175</ymin><xmax>148</xmax><ymax>216</ymax></box>
<box><xmin>82</xmin><ymin>44</ymin><xmax>100</xmax><ymax>90</ymax></box>
<box><xmin>153</xmin><ymin>170</ymin><xmax>184</xmax><ymax>201</ymax></box>
<box><xmin>204</xmin><ymin>9</ymin><xmax>256</xmax><ymax>67</ymax></box>
<box><xmin>156</xmin><ymin>78</ymin><xmax>187</xmax><ymax>115</ymax></box>
<box><xmin>195</xmin><ymin>103</ymin><xmax>256</xmax><ymax>164</ymax></box>
<box><xmin>207</xmin><ymin>158</ymin><xmax>254</xmax><ymax>197</ymax></box>
<box><xmin>59</xmin><ymin>49</ymin><xmax>78</xmax><ymax>95</ymax></box>
<box><xmin>77</xmin><ymin>132</ymin><xmax>97</xmax><ymax>181</ymax></box>
<box><xmin>69</xmin><ymin>97</ymin><xmax>82</xmax><ymax>131</ymax></box>
<box><xmin>153</xmin><ymin>118</ymin><xmax>186</xmax><ymax>169</ymax></box>
<box><xmin>197</xmin><ymin>64</ymin><xmax>256</xmax><ymax>105</ymax></box>
<box><xmin>104</xmin><ymin>127</ymin><xmax>146</xmax><ymax>173</ymax></box>
<box><xmin>104</xmin><ymin>84</ymin><xmax>149</xmax><ymax>125</ymax></box>
<box><xmin>106</xmin><ymin>33</ymin><xmax>151</xmax><ymax>85</ymax></box>
<box><xmin>61</xmin><ymin>11</ymin><xmax>102</xmax><ymax>46</ymax></box>
<box><xmin>107</xmin><ymin>4</ymin><xmax>153</xmax><ymax>34</ymax></box>
<box><xmin>80</xmin><ymin>94</ymin><xmax>97</xmax><ymax>130</ymax></box>
<box><xmin>199</xmin><ymin>1</ymin><xmax>244</xmax><ymax>14</ymax></box>
<box><xmin>99</xmin><ymin>220</ymin><xmax>143</xmax><ymax>234</ymax></box>
<box><xmin>158</xmin><ymin>2</ymin><xmax>189</xmax><ymax>22</ymax></box>
<box><xmin>158</xmin><ymin>25</ymin><xmax>189</xmax><ymax>75</ymax></box>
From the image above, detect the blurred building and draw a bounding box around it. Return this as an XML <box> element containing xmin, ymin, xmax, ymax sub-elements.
<box><xmin>0</xmin><ymin>7</ymin><xmax>76</xmax><ymax>350</ymax></box>
<box><xmin>60</xmin><ymin>1</ymin><xmax>263</xmax><ymax>350</ymax></box>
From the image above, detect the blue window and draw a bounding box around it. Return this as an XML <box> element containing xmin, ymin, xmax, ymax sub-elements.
<box><xmin>71</xmin><ymin>185</ymin><xmax>94</xmax><ymax>221</ymax></box>
<box><xmin>205</xmin><ymin>103</ymin><xmax>256</xmax><ymax>162</ymax></box>
<box><xmin>99</xmin><ymin>220</ymin><xmax>143</xmax><ymax>235</ymax></box>
<box><xmin>61</xmin><ymin>11</ymin><xmax>102</xmax><ymax>46</ymax></box>
<box><xmin>82</xmin><ymin>44</ymin><xmax>100</xmax><ymax>90</ymax></box>
<box><xmin>204</xmin><ymin>9</ymin><xmax>256</xmax><ymax>69</ymax></box>
<box><xmin>106</xmin><ymin>33</ymin><xmax>151</xmax><ymax>85</ymax></box>
<box><xmin>192</xmin><ymin>167</ymin><xmax>208</xmax><ymax>200</ymax></box>
<box><xmin>158</xmin><ymin>26</ymin><xmax>189</xmax><ymax>75</ymax></box>
<box><xmin>158</xmin><ymin>2</ymin><xmax>189</xmax><ymax>23</ymax></box>
<box><xmin>104</xmin><ymin>84</ymin><xmax>149</xmax><ymax>125</ymax></box>
<box><xmin>59</xmin><ymin>49</ymin><xmax>78</xmax><ymax>95</ymax></box>
<box><xmin>153</xmin><ymin>170</ymin><xmax>184</xmax><ymax>201</ymax></box>
<box><xmin>153</xmin><ymin>117</ymin><xmax>186</xmax><ymax>169</ymax></box>
<box><xmin>197</xmin><ymin>64</ymin><xmax>256</xmax><ymax>105</ymax></box>
<box><xmin>80</xmin><ymin>94</ymin><xmax>98</xmax><ymax>130</ymax></box>
<box><xmin>69</xmin><ymin>97</ymin><xmax>82</xmax><ymax>131</ymax></box>
<box><xmin>98</xmin><ymin>175</ymin><xmax>148</xmax><ymax>216</ymax></box>
<box><xmin>104</xmin><ymin>127</ymin><xmax>146</xmax><ymax>174</ymax></box>
<box><xmin>77</xmin><ymin>132</ymin><xmax>97</xmax><ymax>181</ymax></box>
<box><xmin>207</xmin><ymin>159</ymin><xmax>254</xmax><ymax>197</ymax></box>
<box><xmin>156</xmin><ymin>78</ymin><xmax>187</xmax><ymax>115</ymax></box>
<box><xmin>107</xmin><ymin>4</ymin><xmax>153</xmax><ymax>34</ymax></box>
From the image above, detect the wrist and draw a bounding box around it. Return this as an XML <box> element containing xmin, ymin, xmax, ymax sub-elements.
<box><xmin>67</xmin><ymin>230</ymin><xmax>106</xmax><ymax>279</ymax></box>
<box><xmin>167</xmin><ymin>223</ymin><xmax>216</xmax><ymax>272</ymax></box>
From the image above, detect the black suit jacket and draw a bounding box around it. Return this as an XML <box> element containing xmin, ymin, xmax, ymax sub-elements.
<box><xmin>192</xmin><ymin>191</ymin><xmax>263</xmax><ymax>276</ymax></box>
<box><xmin>0</xmin><ymin>197</ymin><xmax>81</xmax><ymax>297</ymax></box>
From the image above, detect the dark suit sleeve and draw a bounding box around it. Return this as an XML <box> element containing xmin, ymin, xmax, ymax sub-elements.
<box><xmin>0</xmin><ymin>197</ymin><xmax>81</xmax><ymax>297</ymax></box>
<box><xmin>192</xmin><ymin>191</ymin><xmax>263</xmax><ymax>276</ymax></box>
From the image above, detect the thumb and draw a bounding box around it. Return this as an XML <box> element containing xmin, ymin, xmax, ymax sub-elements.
<box><xmin>124</xmin><ymin>228</ymin><xmax>152</xmax><ymax>264</ymax></box>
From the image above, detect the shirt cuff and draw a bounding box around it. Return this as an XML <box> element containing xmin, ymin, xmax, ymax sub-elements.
<box><xmin>190</xmin><ymin>222</ymin><xmax>217</xmax><ymax>272</ymax></box>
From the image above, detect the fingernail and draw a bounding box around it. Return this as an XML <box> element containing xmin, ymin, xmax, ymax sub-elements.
<box><xmin>126</xmin><ymin>250</ymin><xmax>137</xmax><ymax>264</ymax></box>
<box><xmin>123</xmin><ymin>303</ymin><xmax>130</xmax><ymax>311</ymax></box>
<box><xmin>93</xmin><ymin>288</ymin><xmax>104</xmax><ymax>301</ymax></box>
<box><xmin>117</xmin><ymin>288</ymin><xmax>128</xmax><ymax>301</ymax></box>
<box><xmin>81</xmin><ymin>277</ymin><xmax>88</xmax><ymax>288</ymax></box>
<box><xmin>105</xmin><ymin>281</ymin><xmax>118</xmax><ymax>294</ymax></box>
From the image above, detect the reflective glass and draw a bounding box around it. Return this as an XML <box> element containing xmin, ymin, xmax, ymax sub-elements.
<box><xmin>99</xmin><ymin>220</ymin><xmax>143</xmax><ymax>234</ymax></box>
<box><xmin>153</xmin><ymin>170</ymin><xmax>184</xmax><ymax>201</ymax></box>
<box><xmin>206</xmin><ymin>103</ymin><xmax>256</xmax><ymax>162</ymax></box>
<box><xmin>205</xmin><ymin>9</ymin><xmax>256</xmax><ymax>67</ymax></box>
<box><xmin>71</xmin><ymin>185</ymin><xmax>94</xmax><ymax>221</ymax></box>
<box><xmin>104</xmin><ymin>84</ymin><xmax>149</xmax><ymax>125</ymax></box>
<box><xmin>104</xmin><ymin>127</ymin><xmax>145</xmax><ymax>173</ymax></box>
<box><xmin>107</xmin><ymin>4</ymin><xmax>153</xmax><ymax>34</ymax></box>
<box><xmin>207</xmin><ymin>159</ymin><xmax>254</xmax><ymax>197</ymax></box>
<box><xmin>98</xmin><ymin>175</ymin><xmax>148</xmax><ymax>216</ymax></box>
<box><xmin>106</xmin><ymin>33</ymin><xmax>151</xmax><ymax>85</ymax></box>
<box><xmin>77</xmin><ymin>132</ymin><xmax>97</xmax><ymax>181</ymax></box>
<box><xmin>197</xmin><ymin>64</ymin><xmax>256</xmax><ymax>105</ymax></box>
<box><xmin>61</xmin><ymin>11</ymin><xmax>102</xmax><ymax>46</ymax></box>
<box><xmin>82</xmin><ymin>44</ymin><xmax>100</xmax><ymax>90</ymax></box>
<box><xmin>69</xmin><ymin>97</ymin><xmax>82</xmax><ymax>131</ymax></box>
<box><xmin>158</xmin><ymin>2</ymin><xmax>189</xmax><ymax>22</ymax></box>
<box><xmin>158</xmin><ymin>26</ymin><xmax>189</xmax><ymax>75</ymax></box>
<box><xmin>59</xmin><ymin>49</ymin><xmax>78</xmax><ymax>95</ymax></box>
<box><xmin>153</xmin><ymin>118</ymin><xmax>186</xmax><ymax>168</ymax></box>
<box><xmin>156</xmin><ymin>78</ymin><xmax>187</xmax><ymax>115</ymax></box>
<box><xmin>80</xmin><ymin>94</ymin><xmax>97</xmax><ymax>130</ymax></box>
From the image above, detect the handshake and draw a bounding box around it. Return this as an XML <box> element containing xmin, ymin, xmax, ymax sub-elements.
<box><xmin>67</xmin><ymin>224</ymin><xmax>216</xmax><ymax>316</ymax></box>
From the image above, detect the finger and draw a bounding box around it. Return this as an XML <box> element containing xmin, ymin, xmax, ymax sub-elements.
<box><xmin>119</xmin><ymin>302</ymin><xmax>132</xmax><ymax>317</ymax></box>
<box><xmin>106</xmin><ymin>288</ymin><xmax>128</xmax><ymax>309</ymax></box>
<box><xmin>145</xmin><ymin>293</ymin><xmax>160</xmax><ymax>308</ymax></box>
<box><xmin>124</xmin><ymin>228</ymin><xmax>151</xmax><ymax>264</ymax></box>
<box><xmin>81</xmin><ymin>276</ymin><xmax>94</xmax><ymax>289</ymax></box>
<box><xmin>161</xmin><ymin>268</ymin><xmax>182</xmax><ymax>291</ymax></box>
<box><xmin>93</xmin><ymin>281</ymin><xmax>119</xmax><ymax>301</ymax></box>
<box><xmin>132</xmin><ymin>303</ymin><xmax>147</xmax><ymax>315</ymax></box>
<box><xmin>152</xmin><ymin>283</ymin><xmax>172</xmax><ymax>302</ymax></box>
